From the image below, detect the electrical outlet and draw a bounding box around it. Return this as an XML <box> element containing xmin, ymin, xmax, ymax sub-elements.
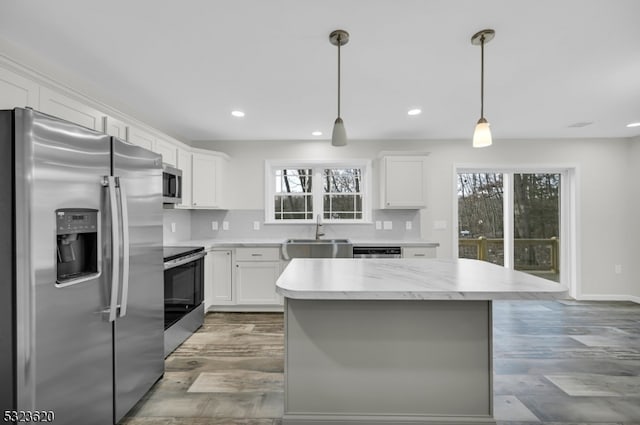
<box><xmin>170</xmin><ymin>222</ymin><xmax>176</xmax><ymax>233</ymax></box>
<box><xmin>375</xmin><ymin>221</ymin><xmax>382</xmax><ymax>230</ymax></box>
<box><xmin>211</xmin><ymin>221</ymin><xmax>218</xmax><ymax>231</ymax></box>
<box><xmin>253</xmin><ymin>221</ymin><xmax>260</xmax><ymax>230</ymax></box>
<box><xmin>222</xmin><ymin>221</ymin><xmax>229</xmax><ymax>230</ymax></box>
<box><xmin>405</xmin><ymin>221</ymin><xmax>412</xmax><ymax>230</ymax></box>
<box><xmin>383</xmin><ymin>221</ymin><xmax>392</xmax><ymax>230</ymax></box>
<box><xmin>614</xmin><ymin>264</ymin><xmax>622</xmax><ymax>274</ymax></box>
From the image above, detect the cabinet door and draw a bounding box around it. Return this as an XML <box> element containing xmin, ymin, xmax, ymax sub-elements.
<box><xmin>192</xmin><ymin>153</ymin><xmax>218</xmax><ymax>208</ymax></box>
<box><xmin>402</xmin><ymin>246</ymin><xmax>436</xmax><ymax>259</ymax></box>
<box><xmin>210</xmin><ymin>250</ymin><xmax>233</xmax><ymax>305</ymax></box>
<box><xmin>128</xmin><ymin>126</ymin><xmax>155</xmax><ymax>151</ymax></box>
<box><xmin>0</xmin><ymin>67</ymin><xmax>39</xmax><ymax>109</ymax></box>
<box><xmin>103</xmin><ymin>116</ymin><xmax>128</xmax><ymax>140</ymax></box>
<box><xmin>39</xmin><ymin>86</ymin><xmax>104</xmax><ymax>131</ymax></box>
<box><xmin>154</xmin><ymin>137</ymin><xmax>177</xmax><ymax>167</ymax></box>
<box><xmin>176</xmin><ymin>148</ymin><xmax>192</xmax><ymax>208</ymax></box>
<box><xmin>382</xmin><ymin>156</ymin><xmax>426</xmax><ymax>208</ymax></box>
<box><xmin>235</xmin><ymin>262</ymin><xmax>281</xmax><ymax>305</ymax></box>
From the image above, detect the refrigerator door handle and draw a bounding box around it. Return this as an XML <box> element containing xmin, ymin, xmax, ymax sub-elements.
<box><xmin>105</xmin><ymin>176</ymin><xmax>120</xmax><ymax>323</ymax></box>
<box><xmin>118</xmin><ymin>177</ymin><xmax>130</xmax><ymax>317</ymax></box>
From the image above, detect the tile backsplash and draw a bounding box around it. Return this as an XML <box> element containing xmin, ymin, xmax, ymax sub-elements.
<box><xmin>164</xmin><ymin>209</ymin><xmax>421</xmax><ymax>242</ymax></box>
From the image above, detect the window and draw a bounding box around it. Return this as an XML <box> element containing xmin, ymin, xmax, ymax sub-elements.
<box><xmin>456</xmin><ymin>167</ymin><xmax>572</xmax><ymax>285</ymax></box>
<box><xmin>266</xmin><ymin>160</ymin><xmax>371</xmax><ymax>223</ymax></box>
<box><xmin>323</xmin><ymin>168</ymin><xmax>363</xmax><ymax>220</ymax></box>
<box><xmin>274</xmin><ymin>168</ymin><xmax>313</xmax><ymax>220</ymax></box>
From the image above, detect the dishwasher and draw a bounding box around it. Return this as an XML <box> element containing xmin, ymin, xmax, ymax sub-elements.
<box><xmin>352</xmin><ymin>246</ymin><xmax>402</xmax><ymax>258</ymax></box>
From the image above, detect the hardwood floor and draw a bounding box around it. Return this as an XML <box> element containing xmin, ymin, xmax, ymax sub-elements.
<box><xmin>121</xmin><ymin>300</ymin><xmax>640</xmax><ymax>425</ymax></box>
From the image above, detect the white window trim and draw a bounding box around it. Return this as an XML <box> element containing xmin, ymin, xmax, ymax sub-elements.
<box><xmin>453</xmin><ymin>163</ymin><xmax>579</xmax><ymax>298</ymax></box>
<box><xmin>264</xmin><ymin>159</ymin><xmax>372</xmax><ymax>224</ymax></box>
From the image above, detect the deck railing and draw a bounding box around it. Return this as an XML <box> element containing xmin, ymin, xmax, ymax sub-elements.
<box><xmin>458</xmin><ymin>237</ymin><xmax>559</xmax><ymax>274</ymax></box>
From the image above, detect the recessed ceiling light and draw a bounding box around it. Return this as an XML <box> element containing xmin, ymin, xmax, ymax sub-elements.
<box><xmin>231</xmin><ymin>110</ymin><xmax>245</xmax><ymax>117</ymax></box>
<box><xmin>407</xmin><ymin>108</ymin><xmax>422</xmax><ymax>116</ymax></box>
<box><xmin>627</xmin><ymin>122</ymin><xmax>640</xmax><ymax>128</ymax></box>
<box><xmin>568</xmin><ymin>121</ymin><xmax>593</xmax><ymax>128</ymax></box>
<box><xmin>311</xmin><ymin>131</ymin><xmax>323</xmax><ymax>136</ymax></box>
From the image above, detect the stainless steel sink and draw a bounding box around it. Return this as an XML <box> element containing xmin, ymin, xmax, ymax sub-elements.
<box><xmin>282</xmin><ymin>239</ymin><xmax>353</xmax><ymax>259</ymax></box>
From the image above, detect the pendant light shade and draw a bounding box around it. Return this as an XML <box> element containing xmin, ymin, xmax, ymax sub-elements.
<box><xmin>330</xmin><ymin>30</ymin><xmax>349</xmax><ymax>147</ymax></box>
<box><xmin>332</xmin><ymin>117</ymin><xmax>347</xmax><ymax>146</ymax></box>
<box><xmin>473</xmin><ymin>118</ymin><xmax>492</xmax><ymax>148</ymax></box>
<box><xmin>471</xmin><ymin>29</ymin><xmax>495</xmax><ymax>148</ymax></box>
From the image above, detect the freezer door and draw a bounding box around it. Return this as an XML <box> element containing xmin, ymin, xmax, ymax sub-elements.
<box><xmin>111</xmin><ymin>137</ymin><xmax>164</xmax><ymax>422</ymax></box>
<box><xmin>15</xmin><ymin>108</ymin><xmax>114</xmax><ymax>424</ymax></box>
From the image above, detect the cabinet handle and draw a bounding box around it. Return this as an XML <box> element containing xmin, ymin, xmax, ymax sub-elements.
<box><xmin>414</xmin><ymin>254</ymin><xmax>425</xmax><ymax>257</ymax></box>
<box><xmin>251</xmin><ymin>253</ymin><xmax>263</xmax><ymax>257</ymax></box>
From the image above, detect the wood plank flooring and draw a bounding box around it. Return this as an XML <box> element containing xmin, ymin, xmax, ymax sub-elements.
<box><xmin>121</xmin><ymin>300</ymin><xmax>640</xmax><ymax>425</ymax></box>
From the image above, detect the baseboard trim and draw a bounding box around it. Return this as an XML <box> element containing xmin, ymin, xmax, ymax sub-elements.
<box><xmin>282</xmin><ymin>413</ymin><xmax>496</xmax><ymax>425</ymax></box>
<box><xmin>575</xmin><ymin>294</ymin><xmax>640</xmax><ymax>304</ymax></box>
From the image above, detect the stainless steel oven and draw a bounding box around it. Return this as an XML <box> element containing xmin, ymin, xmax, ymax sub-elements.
<box><xmin>163</xmin><ymin>246</ymin><xmax>206</xmax><ymax>356</ymax></box>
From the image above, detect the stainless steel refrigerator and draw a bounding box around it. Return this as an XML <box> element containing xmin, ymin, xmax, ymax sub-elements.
<box><xmin>0</xmin><ymin>108</ymin><xmax>164</xmax><ymax>424</ymax></box>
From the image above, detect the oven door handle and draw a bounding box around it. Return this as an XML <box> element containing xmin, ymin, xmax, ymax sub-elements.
<box><xmin>164</xmin><ymin>251</ymin><xmax>206</xmax><ymax>270</ymax></box>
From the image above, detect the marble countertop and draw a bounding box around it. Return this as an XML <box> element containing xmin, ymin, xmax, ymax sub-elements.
<box><xmin>350</xmin><ymin>240</ymin><xmax>439</xmax><ymax>247</ymax></box>
<box><xmin>166</xmin><ymin>238</ymin><xmax>439</xmax><ymax>249</ymax></box>
<box><xmin>276</xmin><ymin>258</ymin><xmax>569</xmax><ymax>301</ymax></box>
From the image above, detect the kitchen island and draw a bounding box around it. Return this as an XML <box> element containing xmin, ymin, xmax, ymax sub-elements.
<box><xmin>275</xmin><ymin>258</ymin><xmax>568</xmax><ymax>425</ymax></box>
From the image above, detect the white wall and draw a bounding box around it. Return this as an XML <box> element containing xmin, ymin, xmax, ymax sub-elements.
<box><xmin>195</xmin><ymin>137</ymin><xmax>637</xmax><ymax>300</ymax></box>
<box><xmin>629</xmin><ymin>136</ymin><xmax>640</xmax><ymax>300</ymax></box>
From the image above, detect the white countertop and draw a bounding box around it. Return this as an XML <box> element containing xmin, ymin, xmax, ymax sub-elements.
<box><xmin>276</xmin><ymin>258</ymin><xmax>569</xmax><ymax>301</ymax></box>
<box><xmin>167</xmin><ymin>238</ymin><xmax>439</xmax><ymax>249</ymax></box>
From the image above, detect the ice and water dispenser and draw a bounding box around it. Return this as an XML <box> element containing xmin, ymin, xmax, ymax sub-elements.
<box><xmin>56</xmin><ymin>208</ymin><xmax>99</xmax><ymax>284</ymax></box>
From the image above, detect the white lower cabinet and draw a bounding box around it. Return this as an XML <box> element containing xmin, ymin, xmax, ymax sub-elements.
<box><xmin>205</xmin><ymin>246</ymin><xmax>283</xmax><ymax>311</ymax></box>
<box><xmin>235</xmin><ymin>261</ymin><xmax>282</xmax><ymax>305</ymax></box>
<box><xmin>206</xmin><ymin>249</ymin><xmax>233</xmax><ymax>309</ymax></box>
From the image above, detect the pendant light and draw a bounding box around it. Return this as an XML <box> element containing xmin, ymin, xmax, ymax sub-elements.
<box><xmin>330</xmin><ymin>29</ymin><xmax>349</xmax><ymax>147</ymax></box>
<box><xmin>471</xmin><ymin>29</ymin><xmax>495</xmax><ymax>148</ymax></box>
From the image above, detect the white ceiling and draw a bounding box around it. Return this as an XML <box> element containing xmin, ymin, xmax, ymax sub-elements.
<box><xmin>1</xmin><ymin>0</ymin><xmax>639</xmax><ymax>142</ymax></box>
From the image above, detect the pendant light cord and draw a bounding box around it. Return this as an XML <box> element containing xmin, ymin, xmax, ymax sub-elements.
<box><xmin>480</xmin><ymin>35</ymin><xmax>485</xmax><ymax>119</ymax></box>
<box><xmin>337</xmin><ymin>35</ymin><xmax>342</xmax><ymax>119</ymax></box>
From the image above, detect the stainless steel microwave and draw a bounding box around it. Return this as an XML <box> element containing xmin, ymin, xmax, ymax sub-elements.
<box><xmin>162</xmin><ymin>163</ymin><xmax>182</xmax><ymax>204</ymax></box>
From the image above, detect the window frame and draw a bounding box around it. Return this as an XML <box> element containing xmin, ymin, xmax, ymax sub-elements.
<box><xmin>265</xmin><ymin>159</ymin><xmax>372</xmax><ymax>224</ymax></box>
<box><xmin>453</xmin><ymin>163</ymin><xmax>578</xmax><ymax>297</ymax></box>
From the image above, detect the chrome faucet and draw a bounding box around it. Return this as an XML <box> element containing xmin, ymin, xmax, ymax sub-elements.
<box><xmin>315</xmin><ymin>214</ymin><xmax>325</xmax><ymax>240</ymax></box>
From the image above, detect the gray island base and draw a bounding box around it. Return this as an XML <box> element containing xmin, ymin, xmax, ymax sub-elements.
<box><xmin>276</xmin><ymin>258</ymin><xmax>568</xmax><ymax>425</ymax></box>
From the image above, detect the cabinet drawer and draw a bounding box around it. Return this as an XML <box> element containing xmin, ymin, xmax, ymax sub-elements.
<box><xmin>402</xmin><ymin>246</ymin><xmax>436</xmax><ymax>259</ymax></box>
<box><xmin>235</xmin><ymin>247</ymin><xmax>280</xmax><ymax>261</ymax></box>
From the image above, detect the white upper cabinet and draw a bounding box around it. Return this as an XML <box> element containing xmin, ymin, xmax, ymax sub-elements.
<box><xmin>127</xmin><ymin>126</ymin><xmax>155</xmax><ymax>151</ymax></box>
<box><xmin>379</xmin><ymin>155</ymin><xmax>427</xmax><ymax>209</ymax></box>
<box><xmin>0</xmin><ymin>67</ymin><xmax>39</xmax><ymax>109</ymax></box>
<box><xmin>103</xmin><ymin>115</ymin><xmax>128</xmax><ymax>140</ymax></box>
<box><xmin>39</xmin><ymin>86</ymin><xmax>104</xmax><ymax>131</ymax></box>
<box><xmin>154</xmin><ymin>137</ymin><xmax>177</xmax><ymax>167</ymax></box>
<box><xmin>191</xmin><ymin>150</ymin><xmax>227</xmax><ymax>209</ymax></box>
<box><xmin>176</xmin><ymin>147</ymin><xmax>192</xmax><ymax>208</ymax></box>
